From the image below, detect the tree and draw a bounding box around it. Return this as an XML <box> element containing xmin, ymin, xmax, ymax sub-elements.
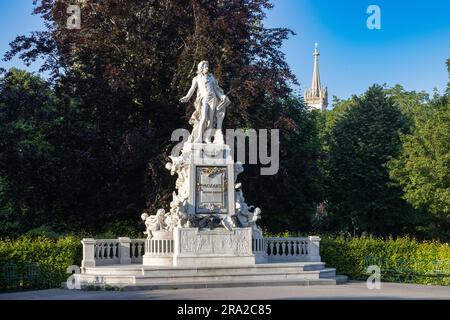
<box><xmin>4</xmin><ymin>1</ymin><xmax>320</xmax><ymax>234</ymax></box>
<box><xmin>325</xmin><ymin>85</ymin><xmax>414</xmax><ymax>236</ymax></box>
<box><xmin>0</xmin><ymin>69</ymin><xmax>60</xmax><ymax>235</ymax></box>
<box><xmin>388</xmin><ymin>96</ymin><xmax>450</xmax><ymax>240</ymax></box>
<box><xmin>385</xmin><ymin>84</ymin><xmax>430</xmax><ymax>122</ymax></box>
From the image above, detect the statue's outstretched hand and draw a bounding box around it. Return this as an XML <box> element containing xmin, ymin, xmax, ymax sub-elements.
<box><xmin>179</xmin><ymin>96</ymin><xmax>189</xmax><ymax>103</ymax></box>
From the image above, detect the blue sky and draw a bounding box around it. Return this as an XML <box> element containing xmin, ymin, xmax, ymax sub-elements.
<box><xmin>1</xmin><ymin>0</ymin><xmax>449</xmax><ymax>102</ymax></box>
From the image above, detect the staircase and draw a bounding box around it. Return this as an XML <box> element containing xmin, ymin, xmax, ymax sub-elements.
<box><xmin>77</xmin><ymin>262</ymin><xmax>347</xmax><ymax>290</ymax></box>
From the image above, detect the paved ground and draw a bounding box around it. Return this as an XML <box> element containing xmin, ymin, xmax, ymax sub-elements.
<box><xmin>0</xmin><ymin>282</ymin><xmax>449</xmax><ymax>300</ymax></box>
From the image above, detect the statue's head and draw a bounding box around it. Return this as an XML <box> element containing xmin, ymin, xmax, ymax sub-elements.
<box><xmin>197</xmin><ymin>60</ymin><xmax>209</xmax><ymax>75</ymax></box>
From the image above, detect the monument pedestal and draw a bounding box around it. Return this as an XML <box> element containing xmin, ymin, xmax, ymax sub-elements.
<box><xmin>173</xmin><ymin>227</ymin><xmax>255</xmax><ymax>267</ymax></box>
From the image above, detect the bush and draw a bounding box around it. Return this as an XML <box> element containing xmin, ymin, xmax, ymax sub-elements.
<box><xmin>0</xmin><ymin>236</ymin><xmax>82</xmax><ymax>291</ymax></box>
<box><xmin>321</xmin><ymin>235</ymin><xmax>450</xmax><ymax>286</ymax></box>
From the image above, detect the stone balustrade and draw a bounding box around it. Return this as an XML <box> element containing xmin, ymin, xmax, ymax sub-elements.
<box><xmin>264</xmin><ymin>236</ymin><xmax>321</xmax><ymax>262</ymax></box>
<box><xmin>146</xmin><ymin>238</ymin><xmax>174</xmax><ymax>255</ymax></box>
<box><xmin>81</xmin><ymin>238</ymin><xmax>145</xmax><ymax>267</ymax></box>
<box><xmin>82</xmin><ymin>235</ymin><xmax>321</xmax><ymax>267</ymax></box>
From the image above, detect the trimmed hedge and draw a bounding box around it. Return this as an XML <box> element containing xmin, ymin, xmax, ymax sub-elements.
<box><xmin>0</xmin><ymin>236</ymin><xmax>82</xmax><ymax>291</ymax></box>
<box><xmin>321</xmin><ymin>235</ymin><xmax>450</xmax><ymax>286</ymax></box>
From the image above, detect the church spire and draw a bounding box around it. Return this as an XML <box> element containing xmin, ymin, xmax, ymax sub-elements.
<box><xmin>311</xmin><ymin>43</ymin><xmax>321</xmax><ymax>96</ymax></box>
<box><xmin>305</xmin><ymin>43</ymin><xmax>328</xmax><ymax>111</ymax></box>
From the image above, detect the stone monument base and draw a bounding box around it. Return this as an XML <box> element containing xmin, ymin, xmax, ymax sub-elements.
<box><xmin>77</xmin><ymin>235</ymin><xmax>348</xmax><ymax>290</ymax></box>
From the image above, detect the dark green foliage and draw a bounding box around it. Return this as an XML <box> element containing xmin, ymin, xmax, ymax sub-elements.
<box><xmin>388</xmin><ymin>96</ymin><xmax>450</xmax><ymax>240</ymax></box>
<box><xmin>249</xmin><ymin>96</ymin><xmax>323</xmax><ymax>232</ymax></box>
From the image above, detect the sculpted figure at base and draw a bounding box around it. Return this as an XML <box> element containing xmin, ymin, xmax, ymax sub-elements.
<box><xmin>141</xmin><ymin>209</ymin><xmax>172</xmax><ymax>239</ymax></box>
<box><xmin>180</xmin><ymin>61</ymin><xmax>230</xmax><ymax>144</ymax></box>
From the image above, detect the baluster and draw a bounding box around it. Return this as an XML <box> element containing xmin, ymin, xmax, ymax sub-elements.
<box><xmin>132</xmin><ymin>242</ymin><xmax>136</xmax><ymax>258</ymax></box>
<box><xmin>103</xmin><ymin>243</ymin><xmax>108</xmax><ymax>259</ymax></box>
<box><xmin>94</xmin><ymin>244</ymin><xmax>99</xmax><ymax>259</ymax></box>
<box><xmin>269</xmin><ymin>241</ymin><xmax>274</xmax><ymax>256</ymax></box>
<box><xmin>275</xmin><ymin>242</ymin><xmax>280</xmax><ymax>256</ymax></box>
<box><xmin>280</xmin><ymin>241</ymin><xmax>285</xmax><ymax>256</ymax></box>
<box><xmin>99</xmin><ymin>243</ymin><xmax>103</xmax><ymax>259</ymax></box>
<box><xmin>287</xmin><ymin>241</ymin><xmax>291</xmax><ymax>256</ymax></box>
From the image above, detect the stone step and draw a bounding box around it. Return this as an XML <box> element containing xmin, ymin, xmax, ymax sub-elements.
<box><xmin>98</xmin><ymin>276</ymin><xmax>347</xmax><ymax>291</ymax></box>
<box><xmin>130</xmin><ymin>268</ymin><xmax>335</xmax><ymax>283</ymax></box>
<box><xmin>77</xmin><ymin>262</ymin><xmax>347</xmax><ymax>290</ymax></box>
<box><xmin>127</xmin><ymin>278</ymin><xmax>340</xmax><ymax>290</ymax></box>
<box><xmin>82</xmin><ymin>262</ymin><xmax>327</xmax><ymax>276</ymax></box>
<box><xmin>67</xmin><ymin>274</ymin><xmax>348</xmax><ymax>290</ymax></box>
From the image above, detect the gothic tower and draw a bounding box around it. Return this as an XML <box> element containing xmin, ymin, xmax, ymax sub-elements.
<box><xmin>305</xmin><ymin>43</ymin><xmax>328</xmax><ymax>111</ymax></box>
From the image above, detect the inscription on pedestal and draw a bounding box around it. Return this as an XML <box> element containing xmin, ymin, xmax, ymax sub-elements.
<box><xmin>195</xmin><ymin>166</ymin><xmax>228</xmax><ymax>214</ymax></box>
